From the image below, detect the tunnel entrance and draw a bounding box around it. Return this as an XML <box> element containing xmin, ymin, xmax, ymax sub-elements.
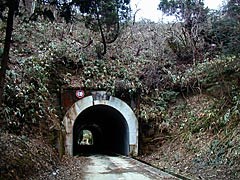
<box><xmin>73</xmin><ymin>105</ymin><xmax>129</xmax><ymax>155</ymax></box>
<box><xmin>63</xmin><ymin>94</ymin><xmax>138</xmax><ymax>156</ymax></box>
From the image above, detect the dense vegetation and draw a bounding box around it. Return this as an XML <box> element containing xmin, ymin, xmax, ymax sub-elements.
<box><xmin>0</xmin><ymin>0</ymin><xmax>239</xmax><ymax>179</ymax></box>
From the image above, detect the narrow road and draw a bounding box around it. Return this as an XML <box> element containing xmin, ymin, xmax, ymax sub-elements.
<box><xmin>83</xmin><ymin>155</ymin><xmax>179</xmax><ymax>180</ymax></box>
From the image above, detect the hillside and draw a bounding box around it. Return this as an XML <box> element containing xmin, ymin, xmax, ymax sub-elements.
<box><xmin>0</xmin><ymin>12</ymin><xmax>240</xmax><ymax>179</ymax></box>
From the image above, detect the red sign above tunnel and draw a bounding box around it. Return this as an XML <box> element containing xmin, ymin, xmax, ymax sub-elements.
<box><xmin>76</xmin><ymin>90</ymin><xmax>85</xmax><ymax>99</ymax></box>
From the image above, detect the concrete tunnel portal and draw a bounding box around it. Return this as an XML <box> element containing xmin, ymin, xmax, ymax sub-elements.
<box><xmin>63</xmin><ymin>93</ymin><xmax>138</xmax><ymax>156</ymax></box>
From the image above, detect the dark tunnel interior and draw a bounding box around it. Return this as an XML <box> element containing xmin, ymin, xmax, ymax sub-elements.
<box><xmin>73</xmin><ymin>105</ymin><xmax>129</xmax><ymax>156</ymax></box>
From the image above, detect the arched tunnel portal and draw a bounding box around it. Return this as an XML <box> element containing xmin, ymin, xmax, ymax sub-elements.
<box><xmin>63</xmin><ymin>95</ymin><xmax>138</xmax><ymax>156</ymax></box>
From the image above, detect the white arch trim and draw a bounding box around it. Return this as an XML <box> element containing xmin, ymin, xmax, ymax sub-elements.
<box><xmin>63</xmin><ymin>95</ymin><xmax>138</xmax><ymax>156</ymax></box>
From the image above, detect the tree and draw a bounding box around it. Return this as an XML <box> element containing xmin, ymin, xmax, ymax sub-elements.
<box><xmin>159</xmin><ymin>0</ymin><xmax>206</xmax><ymax>28</ymax></box>
<box><xmin>207</xmin><ymin>0</ymin><xmax>240</xmax><ymax>57</ymax></box>
<box><xmin>0</xmin><ymin>0</ymin><xmax>19</xmax><ymax>107</ymax></box>
<box><xmin>0</xmin><ymin>0</ymin><xmax>130</xmax><ymax>107</ymax></box>
<box><xmin>30</xmin><ymin>0</ymin><xmax>130</xmax><ymax>57</ymax></box>
<box><xmin>159</xmin><ymin>0</ymin><xmax>209</xmax><ymax>63</ymax></box>
<box><xmin>66</xmin><ymin>0</ymin><xmax>130</xmax><ymax>57</ymax></box>
<box><xmin>225</xmin><ymin>0</ymin><xmax>240</xmax><ymax>19</ymax></box>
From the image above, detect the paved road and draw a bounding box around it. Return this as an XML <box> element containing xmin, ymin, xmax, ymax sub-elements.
<box><xmin>83</xmin><ymin>155</ymin><xmax>179</xmax><ymax>180</ymax></box>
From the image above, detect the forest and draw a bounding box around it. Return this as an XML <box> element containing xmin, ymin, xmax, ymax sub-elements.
<box><xmin>0</xmin><ymin>0</ymin><xmax>240</xmax><ymax>179</ymax></box>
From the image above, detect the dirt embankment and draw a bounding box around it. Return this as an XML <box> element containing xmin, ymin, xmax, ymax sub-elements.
<box><xmin>0</xmin><ymin>132</ymin><xmax>58</xmax><ymax>179</ymax></box>
<box><xmin>0</xmin><ymin>132</ymin><xmax>89</xmax><ymax>180</ymax></box>
<box><xmin>138</xmin><ymin>94</ymin><xmax>240</xmax><ymax>180</ymax></box>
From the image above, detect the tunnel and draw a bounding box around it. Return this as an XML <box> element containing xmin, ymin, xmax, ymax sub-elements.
<box><xmin>63</xmin><ymin>95</ymin><xmax>138</xmax><ymax>156</ymax></box>
<box><xmin>73</xmin><ymin>105</ymin><xmax>129</xmax><ymax>155</ymax></box>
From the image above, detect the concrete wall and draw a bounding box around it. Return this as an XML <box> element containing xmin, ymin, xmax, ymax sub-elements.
<box><xmin>63</xmin><ymin>93</ymin><xmax>138</xmax><ymax>156</ymax></box>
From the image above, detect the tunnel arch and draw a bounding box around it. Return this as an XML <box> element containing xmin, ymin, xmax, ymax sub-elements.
<box><xmin>63</xmin><ymin>95</ymin><xmax>138</xmax><ymax>156</ymax></box>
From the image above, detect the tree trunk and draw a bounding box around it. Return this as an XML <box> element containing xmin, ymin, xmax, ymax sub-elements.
<box><xmin>95</xmin><ymin>4</ymin><xmax>107</xmax><ymax>58</ymax></box>
<box><xmin>0</xmin><ymin>3</ymin><xmax>15</xmax><ymax>107</ymax></box>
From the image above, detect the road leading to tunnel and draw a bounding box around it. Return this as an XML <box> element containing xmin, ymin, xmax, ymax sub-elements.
<box><xmin>84</xmin><ymin>155</ymin><xmax>179</xmax><ymax>180</ymax></box>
